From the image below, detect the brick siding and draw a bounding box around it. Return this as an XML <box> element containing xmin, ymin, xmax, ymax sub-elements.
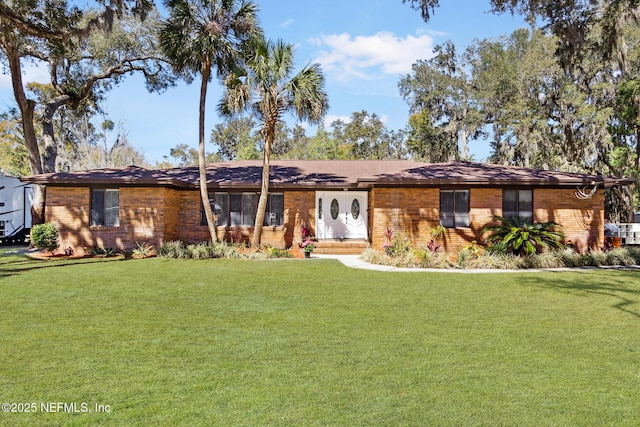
<box><xmin>45</xmin><ymin>185</ymin><xmax>604</xmax><ymax>255</ymax></box>
<box><xmin>371</xmin><ymin>187</ymin><xmax>603</xmax><ymax>253</ymax></box>
<box><xmin>46</xmin><ymin>186</ymin><xmax>180</xmax><ymax>255</ymax></box>
<box><xmin>159</xmin><ymin>189</ymin><xmax>316</xmax><ymax>248</ymax></box>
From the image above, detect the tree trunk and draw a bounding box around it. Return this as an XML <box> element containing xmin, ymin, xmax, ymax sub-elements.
<box><xmin>459</xmin><ymin>128</ymin><xmax>469</xmax><ymax>160</ymax></box>
<box><xmin>199</xmin><ymin>64</ymin><xmax>218</xmax><ymax>243</ymax></box>
<box><xmin>4</xmin><ymin>33</ymin><xmax>45</xmax><ymax>223</ymax></box>
<box><xmin>41</xmin><ymin>98</ymin><xmax>68</xmax><ymax>173</ymax></box>
<box><xmin>252</xmin><ymin>126</ymin><xmax>274</xmax><ymax>249</ymax></box>
<box><xmin>635</xmin><ymin>123</ymin><xmax>640</xmax><ymax>170</ymax></box>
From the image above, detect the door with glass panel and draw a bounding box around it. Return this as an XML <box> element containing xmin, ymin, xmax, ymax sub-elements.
<box><xmin>316</xmin><ymin>191</ymin><xmax>368</xmax><ymax>239</ymax></box>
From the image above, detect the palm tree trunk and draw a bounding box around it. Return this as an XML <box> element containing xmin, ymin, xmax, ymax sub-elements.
<box><xmin>252</xmin><ymin>127</ymin><xmax>273</xmax><ymax>249</ymax></box>
<box><xmin>199</xmin><ymin>63</ymin><xmax>217</xmax><ymax>243</ymax></box>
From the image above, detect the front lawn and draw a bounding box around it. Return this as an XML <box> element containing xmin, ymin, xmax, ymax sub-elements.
<box><xmin>1</xmin><ymin>249</ymin><xmax>639</xmax><ymax>426</ymax></box>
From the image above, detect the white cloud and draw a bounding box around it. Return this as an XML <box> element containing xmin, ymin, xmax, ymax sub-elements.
<box><xmin>0</xmin><ymin>60</ymin><xmax>50</xmax><ymax>90</ymax></box>
<box><xmin>309</xmin><ymin>31</ymin><xmax>434</xmax><ymax>81</ymax></box>
<box><xmin>280</xmin><ymin>18</ymin><xmax>294</xmax><ymax>28</ymax></box>
<box><xmin>323</xmin><ymin>114</ymin><xmax>352</xmax><ymax>127</ymax></box>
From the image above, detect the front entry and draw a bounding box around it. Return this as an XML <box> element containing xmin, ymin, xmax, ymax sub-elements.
<box><xmin>316</xmin><ymin>191</ymin><xmax>368</xmax><ymax>239</ymax></box>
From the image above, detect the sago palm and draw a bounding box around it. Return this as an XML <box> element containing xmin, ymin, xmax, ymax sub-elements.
<box><xmin>219</xmin><ymin>38</ymin><xmax>329</xmax><ymax>248</ymax></box>
<box><xmin>159</xmin><ymin>0</ymin><xmax>261</xmax><ymax>242</ymax></box>
<box><xmin>483</xmin><ymin>215</ymin><xmax>565</xmax><ymax>256</ymax></box>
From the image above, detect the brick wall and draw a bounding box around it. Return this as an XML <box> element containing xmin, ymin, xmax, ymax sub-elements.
<box><xmin>370</xmin><ymin>187</ymin><xmax>439</xmax><ymax>249</ymax></box>
<box><xmin>534</xmin><ymin>188</ymin><xmax>604</xmax><ymax>252</ymax></box>
<box><xmin>175</xmin><ymin>190</ymin><xmax>315</xmax><ymax>248</ymax></box>
<box><xmin>45</xmin><ymin>185</ymin><xmax>604</xmax><ymax>256</ymax></box>
<box><xmin>370</xmin><ymin>187</ymin><xmax>603</xmax><ymax>253</ymax></box>
<box><xmin>46</xmin><ymin>186</ymin><xmax>179</xmax><ymax>255</ymax></box>
<box><xmin>45</xmin><ymin>186</ymin><xmax>91</xmax><ymax>254</ymax></box>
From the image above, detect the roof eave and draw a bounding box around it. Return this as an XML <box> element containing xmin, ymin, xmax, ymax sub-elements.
<box><xmin>358</xmin><ymin>177</ymin><xmax>637</xmax><ymax>188</ymax></box>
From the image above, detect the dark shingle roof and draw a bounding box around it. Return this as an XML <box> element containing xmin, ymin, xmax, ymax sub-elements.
<box><xmin>21</xmin><ymin>160</ymin><xmax>635</xmax><ymax>189</ymax></box>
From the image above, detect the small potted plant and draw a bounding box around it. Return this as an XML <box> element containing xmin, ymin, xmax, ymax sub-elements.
<box><xmin>298</xmin><ymin>226</ymin><xmax>316</xmax><ymax>258</ymax></box>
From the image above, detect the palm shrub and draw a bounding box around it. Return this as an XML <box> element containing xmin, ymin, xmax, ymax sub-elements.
<box><xmin>483</xmin><ymin>216</ymin><xmax>565</xmax><ymax>256</ymax></box>
<box><xmin>30</xmin><ymin>223</ymin><xmax>59</xmax><ymax>253</ymax></box>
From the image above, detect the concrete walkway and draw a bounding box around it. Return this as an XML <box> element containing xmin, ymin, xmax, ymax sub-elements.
<box><xmin>313</xmin><ymin>254</ymin><xmax>640</xmax><ymax>273</ymax></box>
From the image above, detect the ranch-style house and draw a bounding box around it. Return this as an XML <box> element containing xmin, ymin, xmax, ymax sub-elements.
<box><xmin>21</xmin><ymin>160</ymin><xmax>634</xmax><ymax>255</ymax></box>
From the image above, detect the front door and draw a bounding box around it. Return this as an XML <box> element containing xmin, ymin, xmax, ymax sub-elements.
<box><xmin>316</xmin><ymin>191</ymin><xmax>368</xmax><ymax>239</ymax></box>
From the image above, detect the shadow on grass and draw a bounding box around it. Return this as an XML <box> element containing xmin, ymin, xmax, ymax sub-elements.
<box><xmin>0</xmin><ymin>254</ymin><xmax>129</xmax><ymax>280</ymax></box>
<box><xmin>521</xmin><ymin>271</ymin><xmax>640</xmax><ymax>319</ymax></box>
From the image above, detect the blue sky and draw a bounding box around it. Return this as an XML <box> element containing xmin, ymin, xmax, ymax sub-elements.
<box><xmin>0</xmin><ymin>0</ymin><xmax>528</xmax><ymax>164</ymax></box>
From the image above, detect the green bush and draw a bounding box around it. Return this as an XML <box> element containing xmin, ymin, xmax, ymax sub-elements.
<box><xmin>585</xmin><ymin>248</ymin><xmax>635</xmax><ymax>267</ymax></box>
<box><xmin>559</xmin><ymin>249</ymin><xmax>586</xmax><ymax>267</ymax></box>
<box><xmin>411</xmin><ymin>248</ymin><xmax>451</xmax><ymax>268</ymax></box>
<box><xmin>30</xmin><ymin>223</ymin><xmax>59</xmax><ymax>253</ymax></box>
<box><xmin>158</xmin><ymin>241</ymin><xmax>189</xmax><ymax>258</ymax></box>
<box><xmin>158</xmin><ymin>240</ymin><xmax>247</xmax><ymax>259</ymax></box>
<box><xmin>132</xmin><ymin>242</ymin><xmax>155</xmax><ymax>258</ymax></box>
<box><xmin>187</xmin><ymin>242</ymin><xmax>213</xmax><ymax>259</ymax></box>
<box><xmin>383</xmin><ymin>229</ymin><xmax>411</xmax><ymax>257</ymax></box>
<box><xmin>264</xmin><ymin>246</ymin><xmax>293</xmax><ymax>258</ymax></box>
<box><xmin>626</xmin><ymin>246</ymin><xmax>640</xmax><ymax>264</ymax></box>
<box><xmin>361</xmin><ymin>248</ymin><xmax>396</xmax><ymax>266</ymax></box>
<box><xmin>363</xmin><ymin>246</ymin><xmax>640</xmax><ymax>270</ymax></box>
<box><xmin>520</xmin><ymin>251</ymin><xmax>566</xmax><ymax>269</ymax></box>
<box><xmin>483</xmin><ymin>216</ymin><xmax>565</xmax><ymax>256</ymax></box>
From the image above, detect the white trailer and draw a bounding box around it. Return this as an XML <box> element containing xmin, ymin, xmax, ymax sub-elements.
<box><xmin>0</xmin><ymin>174</ymin><xmax>34</xmax><ymax>244</ymax></box>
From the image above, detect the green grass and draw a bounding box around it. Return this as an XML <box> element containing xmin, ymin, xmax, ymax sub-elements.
<box><xmin>1</xmin><ymin>248</ymin><xmax>639</xmax><ymax>426</ymax></box>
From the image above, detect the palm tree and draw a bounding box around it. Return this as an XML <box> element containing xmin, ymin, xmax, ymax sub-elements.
<box><xmin>219</xmin><ymin>38</ymin><xmax>329</xmax><ymax>248</ymax></box>
<box><xmin>159</xmin><ymin>0</ymin><xmax>261</xmax><ymax>242</ymax></box>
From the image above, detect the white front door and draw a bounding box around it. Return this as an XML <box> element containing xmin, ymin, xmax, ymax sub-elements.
<box><xmin>316</xmin><ymin>191</ymin><xmax>368</xmax><ymax>239</ymax></box>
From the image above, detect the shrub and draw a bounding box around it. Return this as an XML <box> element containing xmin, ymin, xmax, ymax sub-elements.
<box><xmin>132</xmin><ymin>242</ymin><xmax>155</xmax><ymax>258</ymax></box>
<box><xmin>30</xmin><ymin>223</ymin><xmax>59</xmax><ymax>253</ymax></box>
<box><xmin>158</xmin><ymin>241</ymin><xmax>189</xmax><ymax>258</ymax></box>
<box><xmin>483</xmin><ymin>216</ymin><xmax>565</xmax><ymax>256</ymax></box>
<box><xmin>211</xmin><ymin>242</ymin><xmax>243</xmax><ymax>259</ymax></box>
<box><xmin>385</xmin><ymin>233</ymin><xmax>411</xmax><ymax>257</ymax></box>
<box><xmin>102</xmin><ymin>247</ymin><xmax>116</xmax><ymax>257</ymax></box>
<box><xmin>456</xmin><ymin>241</ymin><xmax>482</xmax><ymax>268</ymax></box>
<box><xmin>264</xmin><ymin>246</ymin><xmax>292</xmax><ymax>258</ymax></box>
<box><xmin>463</xmin><ymin>252</ymin><xmax>523</xmax><ymax>270</ymax></box>
<box><xmin>158</xmin><ymin>240</ymin><xmax>247</xmax><ymax>259</ymax></box>
<box><xmin>521</xmin><ymin>251</ymin><xmax>566</xmax><ymax>269</ymax></box>
<box><xmin>559</xmin><ymin>249</ymin><xmax>586</xmax><ymax>268</ymax></box>
<box><xmin>626</xmin><ymin>246</ymin><xmax>640</xmax><ymax>264</ymax></box>
<box><xmin>411</xmin><ymin>248</ymin><xmax>451</xmax><ymax>269</ymax></box>
<box><xmin>187</xmin><ymin>242</ymin><xmax>214</xmax><ymax>259</ymax></box>
<box><xmin>606</xmin><ymin>248</ymin><xmax>636</xmax><ymax>266</ymax></box>
<box><xmin>361</xmin><ymin>248</ymin><xmax>396</xmax><ymax>266</ymax></box>
<box><xmin>485</xmin><ymin>241</ymin><xmax>508</xmax><ymax>255</ymax></box>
